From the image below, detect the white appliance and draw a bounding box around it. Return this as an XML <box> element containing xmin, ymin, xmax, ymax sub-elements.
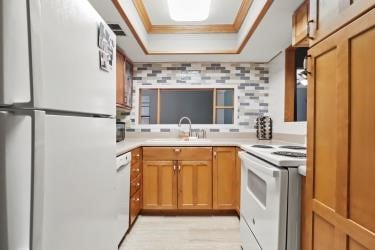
<box><xmin>116</xmin><ymin>152</ymin><xmax>131</xmax><ymax>244</ymax></box>
<box><xmin>239</xmin><ymin>145</ymin><xmax>305</xmax><ymax>250</ymax></box>
<box><xmin>0</xmin><ymin>0</ymin><xmax>117</xmax><ymax>250</ymax></box>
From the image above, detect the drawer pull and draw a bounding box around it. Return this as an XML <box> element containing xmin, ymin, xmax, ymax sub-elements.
<box><xmin>178</xmin><ymin>165</ymin><xmax>181</xmax><ymax>172</ymax></box>
<box><xmin>136</xmin><ymin>183</ymin><xmax>140</xmax><ymax>187</ymax></box>
<box><xmin>133</xmin><ymin>197</ymin><xmax>140</xmax><ymax>202</ymax></box>
<box><xmin>174</xmin><ymin>148</ymin><xmax>181</xmax><ymax>153</ymax></box>
<box><xmin>133</xmin><ymin>168</ymin><xmax>140</xmax><ymax>172</ymax></box>
<box><xmin>136</xmin><ymin>154</ymin><xmax>140</xmax><ymax>158</ymax></box>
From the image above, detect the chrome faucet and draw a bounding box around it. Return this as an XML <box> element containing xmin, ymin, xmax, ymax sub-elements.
<box><xmin>178</xmin><ymin>116</ymin><xmax>192</xmax><ymax>137</ymax></box>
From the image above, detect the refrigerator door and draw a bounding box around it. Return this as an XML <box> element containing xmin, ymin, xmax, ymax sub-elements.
<box><xmin>28</xmin><ymin>0</ymin><xmax>115</xmax><ymax>116</ymax></box>
<box><xmin>0</xmin><ymin>0</ymin><xmax>31</xmax><ymax>106</ymax></box>
<box><xmin>32</xmin><ymin>112</ymin><xmax>117</xmax><ymax>250</ymax></box>
<box><xmin>0</xmin><ymin>110</ymin><xmax>33</xmax><ymax>250</ymax></box>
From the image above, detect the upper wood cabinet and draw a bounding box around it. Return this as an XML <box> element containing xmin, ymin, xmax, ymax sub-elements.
<box><xmin>178</xmin><ymin>161</ymin><xmax>212</xmax><ymax>209</ymax></box>
<box><xmin>116</xmin><ymin>50</ymin><xmax>133</xmax><ymax>109</ymax></box>
<box><xmin>213</xmin><ymin>147</ymin><xmax>238</xmax><ymax>210</ymax></box>
<box><xmin>308</xmin><ymin>0</ymin><xmax>374</xmax><ymax>46</ymax></box>
<box><xmin>305</xmin><ymin>9</ymin><xmax>374</xmax><ymax>250</ymax></box>
<box><xmin>143</xmin><ymin>160</ymin><xmax>177</xmax><ymax>209</ymax></box>
<box><xmin>292</xmin><ymin>0</ymin><xmax>310</xmax><ymax>47</ymax></box>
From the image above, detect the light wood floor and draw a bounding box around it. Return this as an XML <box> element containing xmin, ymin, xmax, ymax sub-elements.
<box><xmin>120</xmin><ymin>215</ymin><xmax>241</xmax><ymax>250</ymax></box>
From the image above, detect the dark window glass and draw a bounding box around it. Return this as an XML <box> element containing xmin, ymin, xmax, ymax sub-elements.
<box><xmin>216</xmin><ymin>89</ymin><xmax>234</xmax><ymax>106</ymax></box>
<box><xmin>216</xmin><ymin>108</ymin><xmax>234</xmax><ymax>124</ymax></box>
<box><xmin>160</xmin><ymin>90</ymin><xmax>213</xmax><ymax>124</ymax></box>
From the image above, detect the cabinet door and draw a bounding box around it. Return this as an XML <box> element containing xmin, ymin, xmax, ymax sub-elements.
<box><xmin>142</xmin><ymin>161</ymin><xmax>177</xmax><ymax>209</ymax></box>
<box><xmin>309</xmin><ymin>0</ymin><xmax>374</xmax><ymax>46</ymax></box>
<box><xmin>130</xmin><ymin>188</ymin><xmax>142</xmax><ymax>226</ymax></box>
<box><xmin>177</xmin><ymin>161</ymin><xmax>212</xmax><ymax>209</ymax></box>
<box><xmin>306</xmin><ymin>10</ymin><xmax>374</xmax><ymax>250</ymax></box>
<box><xmin>292</xmin><ymin>0</ymin><xmax>309</xmax><ymax>47</ymax></box>
<box><xmin>116</xmin><ymin>51</ymin><xmax>125</xmax><ymax>106</ymax></box>
<box><xmin>213</xmin><ymin>147</ymin><xmax>237</xmax><ymax>209</ymax></box>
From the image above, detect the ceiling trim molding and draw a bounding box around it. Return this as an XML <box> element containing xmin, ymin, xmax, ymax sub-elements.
<box><xmin>112</xmin><ymin>0</ymin><xmax>273</xmax><ymax>55</ymax></box>
<box><xmin>132</xmin><ymin>0</ymin><xmax>253</xmax><ymax>34</ymax></box>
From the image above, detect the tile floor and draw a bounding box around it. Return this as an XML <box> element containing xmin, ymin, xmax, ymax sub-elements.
<box><xmin>120</xmin><ymin>215</ymin><xmax>241</xmax><ymax>250</ymax></box>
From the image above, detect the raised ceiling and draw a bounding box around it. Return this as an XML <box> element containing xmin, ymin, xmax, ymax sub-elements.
<box><xmin>88</xmin><ymin>0</ymin><xmax>304</xmax><ymax>62</ymax></box>
<box><xmin>134</xmin><ymin>0</ymin><xmax>253</xmax><ymax>33</ymax></box>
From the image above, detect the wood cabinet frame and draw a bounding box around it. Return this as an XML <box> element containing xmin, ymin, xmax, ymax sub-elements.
<box><xmin>305</xmin><ymin>9</ymin><xmax>375</xmax><ymax>249</ymax></box>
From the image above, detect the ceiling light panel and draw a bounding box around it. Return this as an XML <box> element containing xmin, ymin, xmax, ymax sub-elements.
<box><xmin>167</xmin><ymin>0</ymin><xmax>211</xmax><ymax>22</ymax></box>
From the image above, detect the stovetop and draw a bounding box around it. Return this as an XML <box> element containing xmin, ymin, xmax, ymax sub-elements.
<box><xmin>241</xmin><ymin>144</ymin><xmax>307</xmax><ymax>167</ymax></box>
<box><xmin>272</xmin><ymin>151</ymin><xmax>306</xmax><ymax>158</ymax></box>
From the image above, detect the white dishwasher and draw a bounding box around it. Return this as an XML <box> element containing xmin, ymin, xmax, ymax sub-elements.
<box><xmin>116</xmin><ymin>152</ymin><xmax>131</xmax><ymax>244</ymax></box>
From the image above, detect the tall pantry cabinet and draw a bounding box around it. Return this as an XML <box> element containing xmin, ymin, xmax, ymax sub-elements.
<box><xmin>305</xmin><ymin>4</ymin><xmax>374</xmax><ymax>250</ymax></box>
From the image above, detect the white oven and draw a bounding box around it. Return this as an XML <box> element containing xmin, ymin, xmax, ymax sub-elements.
<box><xmin>239</xmin><ymin>151</ymin><xmax>301</xmax><ymax>250</ymax></box>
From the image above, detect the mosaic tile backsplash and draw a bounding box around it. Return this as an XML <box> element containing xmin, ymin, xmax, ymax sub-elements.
<box><xmin>124</xmin><ymin>62</ymin><xmax>269</xmax><ymax>133</ymax></box>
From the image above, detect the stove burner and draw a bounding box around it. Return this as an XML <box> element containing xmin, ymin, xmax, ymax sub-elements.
<box><xmin>251</xmin><ymin>145</ymin><xmax>274</xmax><ymax>149</ymax></box>
<box><xmin>279</xmin><ymin>145</ymin><xmax>307</xmax><ymax>150</ymax></box>
<box><xmin>272</xmin><ymin>151</ymin><xmax>306</xmax><ymax>158</ymax></box>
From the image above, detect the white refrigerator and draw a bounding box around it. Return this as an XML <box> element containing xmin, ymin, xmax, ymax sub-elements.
<box><xmin>0</xmin><ymin>0</ymin><xmax>117</xmax><ymax>250</ymax></box>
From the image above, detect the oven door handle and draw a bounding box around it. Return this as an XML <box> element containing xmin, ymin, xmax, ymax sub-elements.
<box><xmin>239</xmin><ymin>152</ymin><xmax>279</xmax><ymax>178</ymax></box>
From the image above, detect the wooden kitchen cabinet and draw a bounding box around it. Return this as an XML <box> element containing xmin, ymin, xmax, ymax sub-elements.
<box><xmin>130</xmin><ymin>188</ymin><xmax>142</xmax><ymax>225</ymax></box>
<box><xmin>213</xmin><ymin>147</ymin><xmax>237</xmax><ymax>210</ymax></box>
<box><xmin>292</xmin><ymin>0</ymin><xmax>309</xmax><ymax>47</ymax></box>
<box><xmin>142</xmin><ymin>160</ymin><xmax>177</xmax><ymax>209</ymax></box>
<box><xmin>308</xmin><ymin>0</ymin><xmax>373</xmax><ymax>46</ymax></box>
<box><xmin>143</xmin><ymin>147</ymin><xmax>212</xmax><ymax>161</ymax></box>
<box><xmin>178</xmin><ymin>161</ymin><xmax>212</xmax><ymax>209</ymax></box>
<box><xmin>129</xmin><ymin>147</ymin><xmax>142</xmax><ymax>226</ymax></box>
<box><xmin>143</xmin><ymin>147</ymin><xmax>214</xmax><ymax>210</ymax></box>
<box><xmin>305</xmin><ymin>9</ymin><xmax>374</xmax><ymax>250</ymax></box>
<box><xmin>116</xmin><ymin>50</ymin><xmax>133</xmax><ymax>109</ymax></box>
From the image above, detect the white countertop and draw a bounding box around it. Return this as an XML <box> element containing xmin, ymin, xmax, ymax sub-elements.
<box><xmin>116</xmin><ymin>137</ymin><xmax>285</xmax><ymax>156</ymax></box>
<box><xmin>117</xmin><ymin>138</ymin><xmax>306</xmax><ymax>173</ymax></box>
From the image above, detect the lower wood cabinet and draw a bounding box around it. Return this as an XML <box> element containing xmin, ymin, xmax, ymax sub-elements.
<box><xmin>129</xmin><ymin>147</ymin><xmax>142</xmax><ymax>226</ymax></box>
<box><xmin>143</xmin><ymin>159</ymin><xmax>213</xmax><ymax>210</ymax></box>
<box><xmin>143</xmin><ymin>161</ymin><xmax>177</xmax><ymax>209</ymax></box>
<box><xmin>213</xmin><ymin>147</ymin><xmax>237</xmax><ymax>209</ymax></box>
<box><xmin>178</xmin><ymin>161</ymin><xmax>212</xmax><ymax>209</ymax></box>
<box><xmin>142</xmin><ymin>146</ymin><xmax>240</xmax><ymax>211</ymax></box>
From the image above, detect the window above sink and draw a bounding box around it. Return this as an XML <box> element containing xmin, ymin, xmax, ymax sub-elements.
<box><xmin>137</xmin><ymin>85</ymin><xmax>237</xmax><ymax>125</ymax></box>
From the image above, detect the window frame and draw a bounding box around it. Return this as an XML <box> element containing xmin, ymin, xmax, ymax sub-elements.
<box><xmin>135</xmin><ymin>84</ymin><xmax>238</xmax><ymax>127</ymax></box>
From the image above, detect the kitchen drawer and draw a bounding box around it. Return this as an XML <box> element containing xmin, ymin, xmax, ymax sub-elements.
<box><xmin>130</xmin><ymin>189</ymin><xmax>142</xmax><ymax>225</ymax></box>
<box><xmin>130</xmin><ymin>161</ymin><xmax>141</xmax><ymax>180</ymax></box>
<box><xmin>130</xmin><ymin>173</ymin><xmax>142</xmax><ymax>197</ymax></box>
<box><xmin>143</xmin><ymin>147</ymin><xmax>212</xmax><ymax>161</ymax></box>
<box><xmin>131</xmin><ymin>147</ymin><xmax>141</xmax><ymax>165</ymax></box>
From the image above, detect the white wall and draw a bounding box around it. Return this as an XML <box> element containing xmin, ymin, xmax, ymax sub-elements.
<box><xmin>268</xmin><ymin>51</ymin><xmax>307</xmax><ymax>135</ymax></box>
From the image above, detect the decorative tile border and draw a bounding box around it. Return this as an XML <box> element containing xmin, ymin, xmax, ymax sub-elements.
<box><xmin>124</xmin><ymin>62</ymin><xmax>269</xmax><ymax>133</ymax></box>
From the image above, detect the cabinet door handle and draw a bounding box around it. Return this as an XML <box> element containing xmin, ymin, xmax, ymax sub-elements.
<box><xmin>136</xmin><ymin>154</ymin><xmax>140</xmax><ymax>158</ymax></box>
<box><xmin>213</xmin><ymin>151</ymin><xmax>217</xmax><ymax>158</ymax></box>
<box><xmin>307</xmin><ymin>19</ymin><xmax>315</xmax><ymax>40</ymax></box>
<box><xmin>136</xmin><ymin>182</ymin><xmax>140</xmax><ymax>187</ymax></box>
<box><xmin>178</xmin><ymin>165</ymin><xmax>181</xmax><ymax>172</ymax></box>
<box><xmin>173</xmin><ymin>164</ymin><xmax>176</xmax><ymax>171</ymax></box>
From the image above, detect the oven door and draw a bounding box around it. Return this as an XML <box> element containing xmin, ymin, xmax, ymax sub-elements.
<box><xmin>239</xmin><ymin>152</ymin><xmax>288</xmax><ymax>250</ymax></box>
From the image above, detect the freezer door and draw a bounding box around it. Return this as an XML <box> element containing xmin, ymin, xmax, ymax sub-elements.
<box><xmin>29</xmin><ymin>0</ymin><xmax>115</xmax><ymax>116</ymax></box>
<box><xmin>0</xmin><ymin>110</ymin><xmax>33</xmax><ymax>250</ymax></box>
<box><xmin>0</xmin><ymin>0</ymin><xmax>31</xmax><ymax>106</ymax></box>
<box><xmin>32</xmin><ymin>113</ymin><xmax>117</xmax><ymax>250</ymax></box>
